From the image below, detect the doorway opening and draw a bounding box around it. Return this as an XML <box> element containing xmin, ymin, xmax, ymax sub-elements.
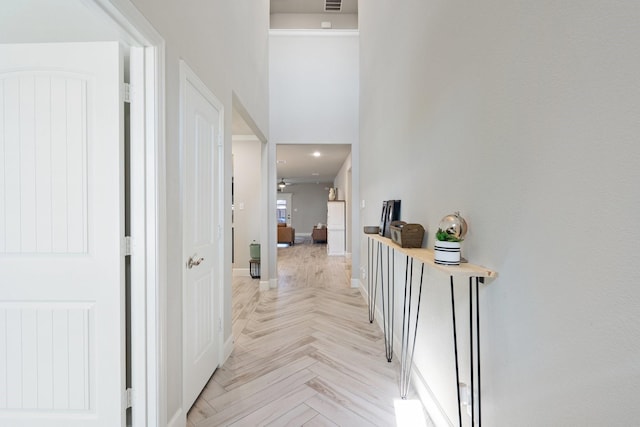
<box><xmin>231</xmin><ymin>98</ymin><xmax>266</xmax><ymax>279</ymax></box>
<box><xmin>275</xmin><ymin>144</ymin><xmax>351</xmax><ymax>256</ymax></box>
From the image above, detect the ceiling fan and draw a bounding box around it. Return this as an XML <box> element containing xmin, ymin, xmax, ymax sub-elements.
<box><xmin>277</xmin><ymin>179</ymin><xmax>291</xmax><ymax>191</ymax></box>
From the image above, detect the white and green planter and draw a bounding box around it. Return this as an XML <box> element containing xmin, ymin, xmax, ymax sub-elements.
<box><xmin>434</xmin><ymin>240</ymin><xmax>461</xmax><ymax>265</ymax></box>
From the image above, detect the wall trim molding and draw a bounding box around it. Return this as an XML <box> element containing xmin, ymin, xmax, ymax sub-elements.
<box><xmin>233</xmin><ymin>268</ymin><xmax>250</xmax><ymax>277</ymax></box>
<box><xmin>269</xmin><ymin>29</ymin><xmax>359</xmax><ymax>37</ymax></box>
<box><xmin>259</xmin><ymin>280</ymin><xmax>270</xmax><ymax>291</ymax></box>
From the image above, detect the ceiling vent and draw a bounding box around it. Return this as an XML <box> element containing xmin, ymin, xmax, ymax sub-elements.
<box><xmin>325</xmin><ymin>0</ymin><xmax>342</xmax><ymax>12</ymax></box>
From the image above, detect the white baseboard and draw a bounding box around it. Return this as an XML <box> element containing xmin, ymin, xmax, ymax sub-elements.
<box><xmin>233</xmin><ymin>268</ymin><xmax>250</xmax><ymax>277</ymax></box>
<box><xmin>351</xmin><ymin>278</ymin><xmax>360</xmax><ymax>288</ymax></box>
<box><xmin>411</xmin><ymin>367</ymin><xmax>454</xmax><ymax>427</ymax></box>
<box><xmin>167</xmin><ymin>408</ymin><xmax>185</xmax><ymax>427</ymax></box>
<box><xmin>297</xmin><ymin>232</ymin><xmax>311</xmax><ymax>237</ymax></box>
<box><xmin>357</xmin><ymin>279</ymin><xmax>367</xmax><ymax>298</ymax></box>
<box><xmin>357</xmin><ymin>279</ymin><xmax>451</xmax><ymax>427</ymax></box>
<box><xmin>259</xmin><ymin>280</ymin><xmax>270</xmax><ymax>291</ymax></box>
<box><xmin>269</xmin><ymin>278</ymin><xmax>278</xmax><ymax>289</ymax></box>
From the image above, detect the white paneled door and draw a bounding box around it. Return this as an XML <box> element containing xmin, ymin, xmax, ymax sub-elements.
<box><xmin>327</xmin><ymin>201</ymin><xmax>345</xmax><ymax>256</ymax></box>
<box><xmin>0</xmin><ymin>43</ymin><xmax>125</xmax><ymax>426</ymax></box>
<box><xmin>180</xmin><ymin>62</ymin><xmax>222</xmax><ymax>411</ymax></box>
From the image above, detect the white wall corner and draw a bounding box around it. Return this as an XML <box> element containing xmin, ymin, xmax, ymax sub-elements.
<box><xmin>167</xmin><ymin>408</ymin><xmax>185</xmax><ymax>427</ymax></box>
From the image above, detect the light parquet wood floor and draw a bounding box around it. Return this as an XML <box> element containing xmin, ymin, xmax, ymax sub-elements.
<box><xmin>187</xmin><ymin>238</ymin><xmax>433</xmax><ymax>427</ymax></box>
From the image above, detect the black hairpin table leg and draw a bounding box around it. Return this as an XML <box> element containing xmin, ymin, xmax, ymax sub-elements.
<box><xmin>472</xmin><ymin>276</ymin><xmax>482</xmax><ymax>426</ymax></box>
<box><xmin>450</xmin><ymin>276</ymin><xmax>463</xmax><ymax>426</ymax></box>
<box><xmin>367</xmin><ymin>237</ymin><xmax>376</xmax><ymax>323</ymax></box>
<box><xmin>469</xmin><ymin>277</ymin><xmax>475</xmax><ymax>426</ymax></box>
<box><xmin>451</xmin><ymin>275</ymin><xmax>483</xmax><ymax>426</ymax></box>
<box><xmin>381</xmin><ymin>244</ymin><xmax>394</xmax><ymax>362</ymax></box>
<box><xmin>400</xmin><ymin>259</ymin><xmax>425</xmax><ymax>398</ymax></box>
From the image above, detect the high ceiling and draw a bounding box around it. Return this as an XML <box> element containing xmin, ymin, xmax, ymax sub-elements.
<box><xmin>270</xmin><ymin>0</ymin><xmax>358</xmax><ymax>14</ymax></box>
<box><xmin>234</xmin><ymin>2</ymin><xmax>357</xmax><ymax>185</ymax></box>
<box><xmin>277</xmin><ymin>144</ymin><xmax>350</xmax><ymax>184</ymax></box>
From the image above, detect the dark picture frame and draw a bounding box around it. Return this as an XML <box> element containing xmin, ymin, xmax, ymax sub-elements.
<box><xmin>379</xmin><ymin>201</ymin><xmax>389</xmax><ymax>236</ymax></box>
<box><xmin>387</xmin><ymin>200</ymin><xmax>400</xmax><ymax>228</ymax></box>
<box><xmin>379</xmin><ymin>200</ymin><xmax>401</xmax><ymax>237</ymax></box>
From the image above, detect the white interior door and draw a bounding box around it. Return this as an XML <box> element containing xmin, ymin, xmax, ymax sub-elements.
<box><xmin>0</xmin><ymin>42</ymin><xmax>125</xmax><ymax>426</ymax></box>
<box><xmin>181</xmin><ymin>61</ymin><xmax>222</xmax><ymax>410</ymax></box>
<box><xmin>327</xmin><ymin>201</ymin><xmax>345</xmax><ymax>255</ymax></box>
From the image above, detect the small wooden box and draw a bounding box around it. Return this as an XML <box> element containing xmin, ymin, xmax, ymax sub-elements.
<box><xmin>390</xmin><ymin>222</ymin><xmax>425</xmax><ymax>248</ymax></box>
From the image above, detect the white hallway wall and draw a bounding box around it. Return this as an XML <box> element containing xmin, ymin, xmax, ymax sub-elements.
<box><xmin>360</xmin><ymin>1</ymin><xmax>640</xmax><ymax>425</ymax></box>
<box><xmin>232</xmin><ymin>139</ymin><xmax>262</xmax><ymax>271</ymax></box>
<box><xmin>270</xmin><ymin>30</ymin><xmax>359</xmax><ymax>144</ymax></box>
<box><xmin>129</xmin><ymin>0</ymin><xmax>269</xmax><ymax>423</ymax></box>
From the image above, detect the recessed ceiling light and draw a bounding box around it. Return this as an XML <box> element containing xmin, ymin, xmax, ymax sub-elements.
<box><xmin>312</xmin><ymin>151</ymin><xmax>321</xmax><ymax>157</ymax></box>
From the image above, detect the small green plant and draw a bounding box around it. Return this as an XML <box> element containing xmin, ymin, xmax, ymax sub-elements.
<box><xmin>436</xmin><ymin>228</ymin><xmax>462</xmax><ymax>242</ymax></box>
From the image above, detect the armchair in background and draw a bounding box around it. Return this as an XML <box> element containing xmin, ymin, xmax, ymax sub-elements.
<box><xmin>277</xmin><ymin>223</ymin><xmax>295</xmax><ymax>245</ymax></box>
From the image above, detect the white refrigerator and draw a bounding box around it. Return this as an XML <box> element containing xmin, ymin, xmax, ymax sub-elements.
<box><xmin>327</xmin><ymin>201</ymin><xmax>346</xmax><ymax>256</ymax></box>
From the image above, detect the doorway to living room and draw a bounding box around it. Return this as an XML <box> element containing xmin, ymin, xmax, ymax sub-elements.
<box><xmin>275</xmin><ymin>143</ymin><xmax>351</xmax><ymax>261</ymax></box>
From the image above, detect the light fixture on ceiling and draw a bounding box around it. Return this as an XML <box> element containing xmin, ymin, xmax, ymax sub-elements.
<box><xmin>278</xmin><ymin>179</ymin><xmax>287</xmax><ymax>190</ymax></box>
<box><xmin>313</xmin><ymin>151</ymin><xmax>321</xmax><ymax>157</ymax></box>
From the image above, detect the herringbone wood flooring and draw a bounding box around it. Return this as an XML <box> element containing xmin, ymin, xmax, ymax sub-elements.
<box><xmin>187</xmin><ymin>238</ymin><xmax>432</xmax><ymax>426</ymax></box>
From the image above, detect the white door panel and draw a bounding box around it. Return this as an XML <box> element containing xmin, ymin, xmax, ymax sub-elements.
<box><xmin>181</xmin><ymin>61</ymin><xmax>222</xmax><ymax>411</ymax></box>
<box><xmin>327</xmin><ymin>201</ymin><xmax>345</xmax><ymax>255</ymax></box>
<box><xmin>0</xmin><ymin>42</ymin><xmax>125</xmax><ymax>426</ymax></box>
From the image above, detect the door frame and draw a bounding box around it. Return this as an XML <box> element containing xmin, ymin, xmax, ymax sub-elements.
<box><xmin>86</xmin><ymin>1</ymin><xmax>166</xmax><ymax>426</ymax></box>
